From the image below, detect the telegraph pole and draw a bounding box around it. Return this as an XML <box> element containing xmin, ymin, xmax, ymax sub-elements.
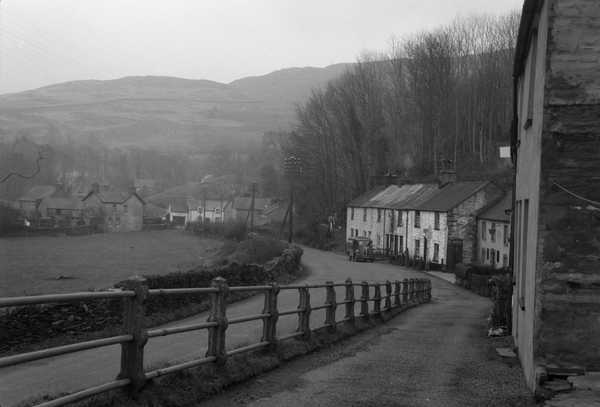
<box><xmin>283</xmin><ymin>154</ymin><xmax>302</xmax><ymax>244</ymax></box>
<box><xmin>249</xmin><ymin>182</ymin><xmax>256</xmax><ymax>232</ymax></box>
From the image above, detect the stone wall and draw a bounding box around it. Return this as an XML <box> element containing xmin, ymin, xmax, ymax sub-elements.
<box><xmin>0</xmin><ymin>246</ymin><xmax>304</xmax><ymax>355</ymax></box>
<box><xmin>447</xmin><ymin>184</ymin><xmax>504</xmax><ymax>265</ymax></box>
<box><xmin>535</xmin><ymin>0</ymin><xmax>600</xmax><ymax>371</ymax></box>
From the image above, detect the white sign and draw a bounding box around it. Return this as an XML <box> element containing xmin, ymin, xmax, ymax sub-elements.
<box><xmin>499</xmin><ymin>146</ymin><xmax>511</xmax><ymax>159</ymax></box>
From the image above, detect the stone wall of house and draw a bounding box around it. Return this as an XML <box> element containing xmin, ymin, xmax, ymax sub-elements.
<box><xmin>534</xmin><ymin>0</ymin><xmax>600</xmax><ymax>371</ymax></box>
<box><xmin>447</xmin><ymin>184</ymin><xmax>504</xmax><ymax>265</ymax></box>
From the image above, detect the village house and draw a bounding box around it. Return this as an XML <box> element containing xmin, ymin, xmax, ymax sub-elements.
<box><xmin>17</xmin><ymin>185</ymin><xmax>57</xmax><ymax>217</ymax></box>
<box><xmin>476</xmin><ymin>193</ymin><xmax>511</xmax><ymax>269</ymax></box>
<box><xmin>346</xmin><ymin>175</ymin><xmax>504</xmax><ymax>269</ymax></box>
<box><xmin>511</xmin><ymin>0</ymin><xmax>600</xmax><ymax>390</ymax></box>
<box><xmin>165</xmin><ymin>198</ymin><xmax>232</xmax><ymax>225</ymax></box>
<box><xmin>82</xmin><ymin>183</ymin><xmax>145</xmax><ymax>232</ymax></box>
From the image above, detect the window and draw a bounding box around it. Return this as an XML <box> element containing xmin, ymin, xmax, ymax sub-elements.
<box><xmin>368</xmin><ymin>231</ymin><xmax>372</xmax><ymax>238</ymax></box>
<box><xmin>363</xmin><ymin>208</ymin><xmax>367</xmax><ymax>222</ymax></box>
<box><xmin>497</xmin><ymin>250</ymin><xmax>500</xmax><ymax>263</ymax></box>
<box><xmin>486</xmin><ymin>248</ymin><xmax>490</xmax><ymax>260</ymax></box>
<box><xmin>503</xmin><ymin>225</ymin><xmax>509</xmax><ymax>247</ymax></box>
<box><xmin>414</xmin><ymin>239</ymin><xmax>420</xmax><ymax>257</ymax></box>
<box><xmin>503</xmin><ymin>254</ymin><xmax>508</xmax><ymax>268</ymax></box>
<box><xmin>481</xmin><ymin>248</ymin><xmax>486</xmax><ymax>262</ymax></box>
<box><xmin>490</xmin><ymin>222</ymin><xmax>497</xmax><ymax>242</ymax></box>
<box><xmin>414</xmin><ymin>211</ymin><xmax>421</xmax><ymax>228</ymax></box>
<box><xmin>377</xmin><ymin>209</ymin><xmax>382</xmax><ymax>222</ymax></box>
<box><xmin>525</xmin><ymin>30</ymin><xmax>538</xmax><ymax>129</ymax></box>
<box><xmin>481</xmin><ymin>221</ymin><xmax>486</xmax><ymax>240</ymax></box>
<box><xmin>390</xmin><ymin>211</ymin><xmax>395</xmax><ymax>228</ymax></box>
<box><xmin>434</xmin><ymin>212</ymin><xmax>440</xmax><ymax>230</ymax></box>
<box><xmin>350</xmin><ymin>207</ymin><xmax>354</xmax><ymax>220</ymax></box>
<box><xmin>519</xmin><ymin>200</ymin><xmax>530</xmax><ymax>309</ymax></box>
<box><xmin>399</xmin><ymin>235</ymin><xmax>404</xmax><ymax>252</ymax></box>
<box><xmin>397</xmin><ymin>211</ymin><xmax>402</xmax><ymax>227</ymax></box>
<box><xmin>433</xmin><ymin>243</ymin><xmax>439</xmax><ymax>262</ymax></box>
<box><xmin>363</xmin><ymin>230</ymin><xmax>367</xmax><ymax>237</ymax></box>
<box><xmin>113</xmin><ymin>204</ymin><xmax>117</xmax><ymax>211</ymax></box>
<box><xmin>124</xmin><ymin>204</ymin><xmax>128</xmax><ymax>213</ymax></box>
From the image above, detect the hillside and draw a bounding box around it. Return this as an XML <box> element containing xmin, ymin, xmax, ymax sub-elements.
<box><xmin>0</xmin><ymin>64</ymin><xmax>351</xmax><ymax>152</ymax></box>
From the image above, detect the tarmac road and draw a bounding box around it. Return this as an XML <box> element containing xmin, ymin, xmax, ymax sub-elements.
<box><xmin>201</xmin><ymin>261</ymin><xmax>534</xmax><ymax>406</ymax></box>
<box><xmin>0</xmin><ymin>247</ymin><xmax>425</xmax><ymax>407</ymax></box>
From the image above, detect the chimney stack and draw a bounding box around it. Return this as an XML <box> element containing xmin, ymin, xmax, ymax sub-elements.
<box><xmin>438</xmin><ymin>169</ymin><xmax>457</xmax><ymax>187</ymax></box>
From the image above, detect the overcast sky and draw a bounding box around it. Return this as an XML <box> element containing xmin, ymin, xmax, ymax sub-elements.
<box><xmin>0</xmin><ymin>0</ymin><xmax>522</xmax><ymax>94</ymax></box>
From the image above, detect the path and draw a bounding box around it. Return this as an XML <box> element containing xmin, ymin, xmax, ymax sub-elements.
<box><xmin>0</xmin><ymin>247</ymin><xmax>425</xmax><ymax>407</ymax></box>
<box><xmin>202</xmin><ymin>266</ymin><xmax>533</xmax><ymax>406</ymax></box>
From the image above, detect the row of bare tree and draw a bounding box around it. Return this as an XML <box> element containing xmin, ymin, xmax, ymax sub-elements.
<box><xmin>287</xmin><ymin>12</ymin><xmax>519</xmax><ymax>225</ymax></box>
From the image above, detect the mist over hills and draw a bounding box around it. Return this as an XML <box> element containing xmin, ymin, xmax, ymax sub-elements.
<box><xmin>0</xmin><ymin>63</ymin><xmax>351</xmax><ymax>152</ymax></box>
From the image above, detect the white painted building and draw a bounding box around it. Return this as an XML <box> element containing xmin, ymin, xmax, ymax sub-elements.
<box><xmin>347</xmin><ymin>180</ymin><xmax>504</xmax><ymax>267</ymax></box>
<box><xmin>477</xmin><ymin>193</ymin><xmax>512</xmax><ymax>269</ymax></box>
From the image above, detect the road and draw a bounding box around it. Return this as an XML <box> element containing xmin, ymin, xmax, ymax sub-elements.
<box><xmin>0</xmin><ymin>247</ymin><xmax>426</xmax><ymax>407</ymax></box>
<box><xmin>202</xmin><ymin>264</ymin><xmax>534</xmax><ymax>407</ymax></box>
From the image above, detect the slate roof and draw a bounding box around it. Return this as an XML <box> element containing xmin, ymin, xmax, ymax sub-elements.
<box><xmin>348</xmin><ymin>181</ymin><xmax>493</xmax><ymax>212</ymax></box>
<box><xmin>83</xmin><ymin>187</ymin><xmax>145</xmax><ymax>205</ymax></box>
<box><xmin>18</xmin><ymin>185</ymin><xmax>57</xmax><ymax>201</ymax></box>
<box><xmin>348</xmin><ymin>184</ymin><xmax>439</xmax><ymax>210</ymax></box>
<box><xmin>233</xmin><ymin>197</ymin><xmax>270</xmax><ymax>211</ymax></box>
<box><xmin>478</xmin><ymin>192</ymin><xmax>512</xmax><ymax>223</ymax></box>
<box><xmin>416</xmin><ymin>181</ymin><xmax>490</xmax><ymax>212</ymax></box>
<box><xmin>44</xmin><ymin>196</ymin><xmax>84</xmax><ymax>210</ymax></box>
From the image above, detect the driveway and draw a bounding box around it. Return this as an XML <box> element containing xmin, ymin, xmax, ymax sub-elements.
<box><xmin>0</xmin><ymin>247</ymin><xmax>425</xmax><ymax>407</ymax></box>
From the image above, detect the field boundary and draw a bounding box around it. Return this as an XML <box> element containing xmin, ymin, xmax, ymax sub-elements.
<box><xmin>2</xmin><ymin>277</ymin><xmax>432</xmax><ymax>407</ymax></box>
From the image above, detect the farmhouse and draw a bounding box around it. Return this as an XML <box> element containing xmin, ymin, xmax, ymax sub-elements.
<box><xmin>476</xmin><ymin>193</ymin><xmax>511</xmax><ymax>269</ymax></box>
<box><xmin>82</xmin><ymin>183</ymin><xmax>145</xmax><ymax>232</ymax></box>
<box><xmin>346</xmin><ymin>178</ymin><xmax>503</xmax><ymax>268</ymax></box>
<box><xmin>511</xmin><ymin>0</ymin><xmax>600</xmax><ymax>390</ymax></box>
<box><xmin>17</xmin><ymin>185</ymin><xmax>57</xmax><ymax>216</ymax></box>
<box><xmin>39</xmin><ymin>195</ymin><xmax>85</xmax><ymax>226</ymax></box>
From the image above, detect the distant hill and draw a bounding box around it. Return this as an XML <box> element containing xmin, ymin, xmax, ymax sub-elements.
<box><xmin>0</xmin><ymin>64</ymin><xmax>351</xmax><ymax>152</ymax></box>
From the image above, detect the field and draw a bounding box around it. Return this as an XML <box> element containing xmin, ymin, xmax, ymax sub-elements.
<box><xmin>0</xmin><ymin>230</ymin><xmax>222</xmax><ymax>297</ymax></box>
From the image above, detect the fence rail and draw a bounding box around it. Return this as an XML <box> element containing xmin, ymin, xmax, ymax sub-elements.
<box><xmin>0</xmin><ymin>276</ymin><xmax>432</xmax><ymax>407</ymax></box>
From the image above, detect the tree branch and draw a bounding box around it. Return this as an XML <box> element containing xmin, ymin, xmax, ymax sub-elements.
<box><xmin>0</xmin><ymin>150</ymin><xmax>45</xmax><ymax>184</ymax></box>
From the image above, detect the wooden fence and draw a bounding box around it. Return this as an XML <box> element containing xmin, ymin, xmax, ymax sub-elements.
<box><xmin>0</xmin><ymin>277</ymin><xmax>432</xmax><ymax>407</ymax></box>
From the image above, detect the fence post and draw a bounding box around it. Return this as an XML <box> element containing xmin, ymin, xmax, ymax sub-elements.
<box><xmin>206</xmin><ymin>277</ymin><xmax>229</xmax><ymax>365</ymax></box>
<box><xmin>402</xmin><ymin>279</ymin><xmax>409</xmax><ymax>304</ymax></box>
<box><xmin>344</xmin><ymin>278</ymin><xmax>355</xmax><ymax>323</ymax></box>
<box><xmin>262</xmin><ymin>282</ymin><xmax>279</xmax><ymax>347</ymax></box>
<box><xmin>409</xmin><ymin>279</ymin><xmax>415</xmax><ymax>302</ymax></box>
<box><xmin>427</xmin><ymin>279</ymin><xmax>432</xmax><ymax>301</ymax></box>
<box><xmin>394</xmin><ymin>280</ymin><xmax>401</xmax><ymax>307</ymax></box>
<box><xmin>373</xmin><ymin>284</ymin><xmax>381</xmax><ymax>316</ymax></box>
<box><xmin>297</xmin><ymin>284</ymin><xmax>311</xmax><ymax>339</ymax></box>
<box><xmin>384</xmin><ymin>281</ymin><xmax>392</xmax><ymax>311</ymax></box>
<box><xmin>118</xmin><ymin>276</ymin><xmax>148</xmax><ymax>395</ymax></box>
<box><xmin>325</xmin><ymin>281</ymin><xmax>337</xmax><ymax>331</ymax></box>
<box><xmin>360</xmin><ymin>281</ymin><xmax>370</xmax><ymax>318</ymax></box>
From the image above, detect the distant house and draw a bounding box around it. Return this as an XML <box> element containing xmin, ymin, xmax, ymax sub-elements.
<box><xmin>511</xmin><ymin>0</ymin><xmax>600</xmax><ymax>390</ymax></box>
<box><xmin>165</xmin><ymin>199</ymin><xmax>189</xmax><ymax>226</ymax></box>
<box><xmin>229</xmin><ymin>197</ymin><xmax>271</xmax><ymax>225</ymax></box>
<box><xmin>346</xmin><ymin>174</ymin><xmax>503</xmax><ymax>268</ymax></box>
<box><xmin>476</xmin><ymin>193</ymin><xmax>512</xmax><ymax>269</ymax></box>
<box><xmin>82</xmin><ymin>184</ymin><xmax>145</xmax><ymax>232</ymax></box>
<box><xmin>17</xmin><ymin>185</ymin><xmax>57</xmax><ymax>216</ymax></box>
<box><xmin>39</xmin><ymin>195</ymin><xmax>85</xmax><ymax>227</ymax></box>
<box><xmin>190</xmin><ymin>199</ymin><xmax>231</xmax><ymax>224</ymax></box>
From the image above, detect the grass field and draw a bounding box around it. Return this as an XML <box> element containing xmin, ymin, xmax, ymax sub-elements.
<box><xmin>0</xmin><ymin>230</ymin><xmax>222</xmax><ymax>297</ymax></box>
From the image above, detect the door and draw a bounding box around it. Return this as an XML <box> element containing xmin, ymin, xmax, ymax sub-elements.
<box><xmin>447</xmin><ymin>239</ymin><xmax>463</xmax><ymax>271</ymax></box>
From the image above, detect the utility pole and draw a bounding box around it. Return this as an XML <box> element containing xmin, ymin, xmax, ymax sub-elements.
<box><xmin>288</xmin><ymin>180</ymin><xmax>294</xmax><ymax>244</ymax></box>
<box><xmin>203</xmin><ymin>189</ymin><xmax>207</xmax><ymax>224</ymax></box>
<box><xmin>283</xmin><ymin>154</ymin><xmax>301</xmax><ymax>244</ymax></box>
<box><xmin>249</xmin><ymin>182</ymin><xmax>256</xmax><ymax>232</ymax></box>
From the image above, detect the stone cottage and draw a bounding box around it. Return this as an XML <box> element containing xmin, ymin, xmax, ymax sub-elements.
<box><xmin>346</xmin><ymin>178</ymin><xmax>503</xmax><ymax>268</ymax></box>
<box><xmin>511</xmin><ymin>0</ymin><xmax>600</xmax><ymax>390</ymax></box>
<box><xmin>476</xmin><ymin>193</ymin><xmax>512</xmax><ymax>269</ymax></box>
<box><xmin>82</xmin><ymin>183</ymin><xmax>145</xmax><ymax>232</ymax></box>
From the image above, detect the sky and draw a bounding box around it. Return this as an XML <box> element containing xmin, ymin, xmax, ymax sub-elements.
<box><xmin>0</xmin><ymin>0</ymin><xmax>522</xmax><ymax>95</ymax></box>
